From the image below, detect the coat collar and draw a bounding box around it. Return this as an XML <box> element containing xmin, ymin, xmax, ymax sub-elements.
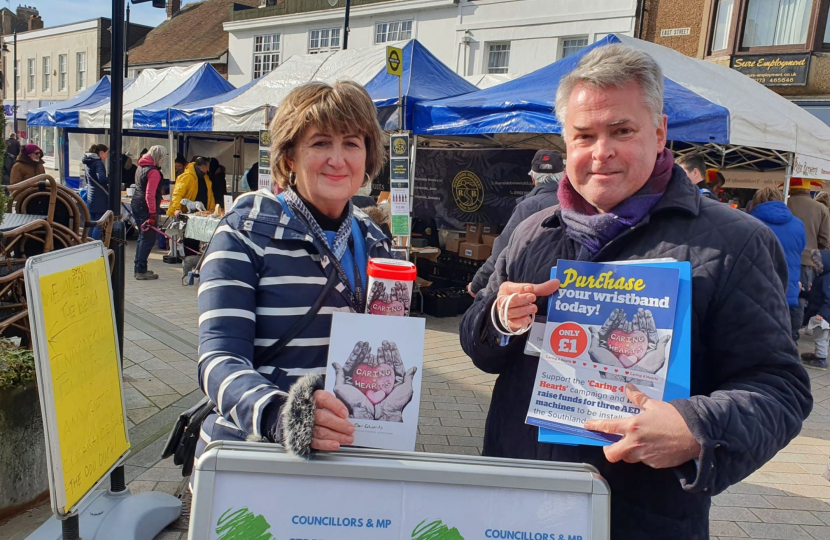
<box><xmin>541</xmin><ymin>164</ymin><xmax>700</xmax><ymax>229</ymax></box>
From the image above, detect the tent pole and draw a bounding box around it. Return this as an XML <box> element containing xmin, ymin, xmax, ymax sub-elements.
<box><xmin>168</xmin><ymin>129</ymin><xmax>175</xmax><ymax>183</ymax></box>
<box><xmin>783</xmin><ymin>153</ymin><xmax>793</xmax><ymax>204</ymax></box>
<box><xmin>410</xmin><ymin>134</ymin><xmax>417</xmax><ymax>249</ymax></box>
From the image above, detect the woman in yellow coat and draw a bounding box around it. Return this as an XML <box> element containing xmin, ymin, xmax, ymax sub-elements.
<box><xmin>167</xmin><ymin>156</ymin><xmax>215</xmax><ymax>217</ymax></box>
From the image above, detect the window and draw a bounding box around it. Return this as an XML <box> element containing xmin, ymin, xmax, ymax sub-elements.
<box><xmin>42</xmin><ymin>127</ymin><xmax>55</xmax><ymax>158</ymax></box>
<box><xmin>58</xmin><ymin>54</ymin><xmax>67</xmax><ymax>91</ymax></box>
<box><xmin>309</xmin><ymin>28</ymin><xmax>341</xmax><ymax>54</ymax></box>
<box><xmin>27</xmin><ymin>58</ymin><xmax>34</xmax><ymax>92</ymax></box>
<box><xmin>711</xmin><ymin>0</ymin><xmax>735</xmax><ymax>51</ymax></box>
<box><xmin>742</xmin><ymin>0</ymin><xmax>811</xmax><ymax>47</ymax></box>
<box><xmin>15</xmin><ymin>63</ymin><xmax>20</xmax><ymax>95</ymax></box>
<box><xmin>77</xmin><ymin>52</ymin><xmax>86</xmax><ymax>90</ymax></box>
<box><xmin>253</xmin><ymin>34</ymin><xmax>280</xmax><ymax>79</ymax></box>
<box><xmin>562</xmin><ymin>37</ymin><xmax>589</xmax><ymax>58</ymax></box>
<box><xmin>374</xmin><ymin>20</ymin><xmax>412</xmax><ymax>44</ymax></box>
<box><xmin>42</xmin><ymin>56</ymin><xmax>50</xmax><ymax>92</ymax></box>
<box><xmin>487</xmin><ymin>42</ymin><xmax>510</xmax><ymax>74</ymax></box>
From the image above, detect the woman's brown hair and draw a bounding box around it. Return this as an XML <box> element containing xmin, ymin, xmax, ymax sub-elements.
<box><xmin>269</xmin><ymin>81</ymin><xmax>386</xmax><ymax>189</ymax></box>
<box><xmin>752</xmin><ymin>187</ymin><xmax>783</xmax><ymax>207</ymax></box>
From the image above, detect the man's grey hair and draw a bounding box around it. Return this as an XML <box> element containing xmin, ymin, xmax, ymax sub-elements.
<box><xmin>555</xmin><ymin>44</ymin><xmax>664</xmax><ymax>134</ymax></box>
<box><xmin>531</xmin><ymin>171</ymin><xmax>564</xmax><ymax>185</ymax></box>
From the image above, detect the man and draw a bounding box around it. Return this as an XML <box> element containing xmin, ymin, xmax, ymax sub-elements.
<box><xmin>6</xmin><ymin>132</ymin><xmax>20</xmax><ymax>158</ymax></box>
<box><xmin>677</xmin><ymin>152</ymin><xmax>718</xmax><ymax>201</ymax></box>
<box><xmin>468</xmin><ymin>150</ymin><xmax>563</xmax><ymax>295</ymax></box>
<box><xmin>459</xmin><ymin>44</ymin><xmax>811</xmax><ymax>537</ymax></box>
<box><xmin>787</xmin><ymin>177</ymin><xmax>830</xmax><ymax>332</ymax></box>
<box><xmin>175</xmin><ymin>153</ymin><xmax>187</xmax><ymax>176</ymax></box>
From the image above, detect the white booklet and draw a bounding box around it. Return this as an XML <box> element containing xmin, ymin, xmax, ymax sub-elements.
<box><xmin>324</xmin><ymin>312</ymin><xmax>425</xmax><ymax>451</ymax></box>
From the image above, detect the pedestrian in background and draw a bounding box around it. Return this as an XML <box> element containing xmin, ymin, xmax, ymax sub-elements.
<box><xmin>6</xmin><ymin>132</ymin><xmax>20</xmax><ymax>158</ymax></box>
<box><xmin>209</xmin><ymin>157</ymin><xmax>227</xmax><ymax>209</ymax></box>
<box><xmin>815</xmin><ymin>191</ymin><xmax>830</xmax><ymax>213</ymax></box>
<box><xmin>787</xmin><ymin>177</ymin><xmax>830</xmax><ymax>321</ymax></box>
<box><xmin>10</xmin><ymin>144</ymin><xmax>45</xmax><ymax>184</ymax></box>
<box><xmin>750</xmin><ymin>187</ymin><xmax>806</xmax><ymax>342</ymax></box>
<box><xmin>131</xmin><ymin>145</ymin><xmax>167</xmax><ymax>281</ymax></box>
<box><xmin>803</xmin><ymin>248</ymin><xmax>830</xmax><ymax>370</ymax></box>
<box><xmin>82</xmin><ymin>144</ymin><xmax>110</xmax><ymax>240</ymax></box>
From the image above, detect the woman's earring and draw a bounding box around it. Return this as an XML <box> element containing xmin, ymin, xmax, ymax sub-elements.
<box><xmin>289</xmin><ymin>171</ymin><xmax>297</xmax><ymax>187</ymax></box>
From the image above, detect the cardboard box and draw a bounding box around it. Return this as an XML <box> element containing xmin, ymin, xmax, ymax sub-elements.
<box><xmin>481</xmin><ymin>223</ymin><xmax>499</xmax><ymax>235</ymax></box>
<box><xmin>481</xmin><ymin>234</ymin><xmax>499</xmax><ymax>247</ymax></box>
<box><xmin>459</xmin><ymin>242</ymin><xmax>492</xmax><ymax>261</ymax></box>
<box><xmin>445</xmin><ymin>236</ymin><xmax>465</xmax><ymax>253</ymax></box>
<box><xmin>465</xmin><ymin>223</ymin><xmax>483</xmax><ymax>243</ymax></box>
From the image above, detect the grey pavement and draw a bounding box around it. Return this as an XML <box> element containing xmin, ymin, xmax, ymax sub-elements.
<box><xmin>1</xmin><ymin>240</ymin><xmax>829</xmax><ymax>539</ymax></box>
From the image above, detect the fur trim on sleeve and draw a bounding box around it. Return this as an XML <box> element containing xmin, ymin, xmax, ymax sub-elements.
<box><xmin>280</xmin><ymin>374</ymin><xmax>324</xmax><ymax>459</ymax></box>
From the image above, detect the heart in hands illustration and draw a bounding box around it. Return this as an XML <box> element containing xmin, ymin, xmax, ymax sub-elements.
<box><xmin>333</xmin><ymin>340</ymin><xmax>417</xmax><ymax>422</ymax></box>
<box><xmin>352</xmin><ymin>363</ymin><xmax>395</xmax><ymax>404</ymax></box>
<box><xmin>606</xmin><ymin>329</ymin><xmax>648</xmax><ymax>368</ymax></box>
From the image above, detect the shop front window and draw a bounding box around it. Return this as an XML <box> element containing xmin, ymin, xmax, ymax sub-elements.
<box><xmin>42</xmin><ymin>127</ymin><xmax>55</xmax><ymax>158</ymax></box>
<box><xmin>742</xmin><ymin>0</ymin><xmax>812</xmax><ymax>47</ymax></box>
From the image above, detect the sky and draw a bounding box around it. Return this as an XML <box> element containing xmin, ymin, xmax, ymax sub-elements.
<box><xmin>11</xmin><ymin>0</ymin><xmax>191</xmax><ymax>29</ymax></box>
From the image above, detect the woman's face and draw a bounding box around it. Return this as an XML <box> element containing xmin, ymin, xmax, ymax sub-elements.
<box><xmin>288</xmin><ymin>126</ymin><xmax>366</xmax><ymax>212</ymax></box>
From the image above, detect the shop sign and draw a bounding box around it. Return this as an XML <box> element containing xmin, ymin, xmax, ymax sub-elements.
<box><xmin>730</xmin><ymin>53</ymin><xmax>810</xmax><ymax>86</ymax></box>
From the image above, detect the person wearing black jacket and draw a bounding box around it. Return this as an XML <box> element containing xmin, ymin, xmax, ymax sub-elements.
<box><xmin>460</xmin><ymin>44</ymin><xmax>811</xmax><ymax>538</ymax></box>
<box><xmin>468</xmin><ymin>150</ymin><xmax>562</xmax><ymax>295</ymax></box>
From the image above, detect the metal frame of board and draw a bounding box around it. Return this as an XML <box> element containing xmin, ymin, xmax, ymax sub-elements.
<box><xmin>189</xmin><ymin>441</ymin><xmax>611</xmax><ymax>540</ymax></box>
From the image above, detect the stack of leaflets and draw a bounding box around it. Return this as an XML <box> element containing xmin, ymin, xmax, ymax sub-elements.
<box><xmin>525</xmin><ymin>259</ymin><xmax>692</xmax><ymax>446</ymax></box>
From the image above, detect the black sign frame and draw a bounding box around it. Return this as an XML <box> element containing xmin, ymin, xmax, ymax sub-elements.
<box><xmin>730</xmin><ymin>53</ymin><xmax>810</xmax><ymax>86</ymax></box>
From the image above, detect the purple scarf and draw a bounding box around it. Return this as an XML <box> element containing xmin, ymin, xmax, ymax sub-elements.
<box><xmin>558</xmin><ymin>148</ymin><xmax>674</xmax><ymax>257</ymax></box>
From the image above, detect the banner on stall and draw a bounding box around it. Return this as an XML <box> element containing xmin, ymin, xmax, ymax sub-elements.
<box><xmin>24</xmin><ymin>242</ymin><xmax>130</xmax><ymax>516</ymax></box>
<box><xmin>258</xmin><ymin>129</ymin><xmax>272</xmax><ymax>191</ymax></box>
<box><xmin>412</xmin><ymin>149</ymin><xmax>536</xmax><ymax>230</ymax></box>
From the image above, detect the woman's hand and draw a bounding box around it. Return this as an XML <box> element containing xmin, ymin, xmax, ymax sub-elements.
<box><xmin>310</xmin><ymin>390</ymin><xmax>355</xmax><ymax>451</ymax></box>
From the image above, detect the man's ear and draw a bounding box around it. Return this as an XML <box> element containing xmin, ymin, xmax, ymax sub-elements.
<box><xmin>656</xmin><ymin>114</ymin><xmax>668</xmax><ymax>151</ymax></box>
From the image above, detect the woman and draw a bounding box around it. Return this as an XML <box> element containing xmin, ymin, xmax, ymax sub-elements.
<box><xmin>131</xmin><ymin>146</ymin><xmax>167</xmax><ymax>281</ymax></box>
<box><xmin>208</xmin><ymin>157</ymin><xmax>227</xmax><ymax>208</ymax></box>
<box><xmin>196</xmin><ymin>81</ymin><xmax>394</xmax><ymax>461</ymax></box>
<box><xmin>10</xmin><ymin>144</ymin><xmax>45</xmax><ymax>185</ymax></box>
<box><xmin>750</xmin><ymin>187</ymin><xmax>806</xmax><ymax>342</ymax></box>
<box><xmin>122</xmin><ymin>153</ymin><xmax>137</xmax><ymax>190</ymax></box>
<box><xmin>815</xmin><ymin>191</ymin><xmax>830</xmax><ymax>213</ymax></box>
<box><xmin>82</xmin><ymin>144</ymin><xmax>110</xmax><ymax>240</ymax></box>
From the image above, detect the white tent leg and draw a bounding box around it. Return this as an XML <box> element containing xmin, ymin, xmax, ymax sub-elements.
<box><xmin>783</xmin><ymin>153</ymin><xmax>794</xmax><ymax>204</ymax></box>
<box><xmin>169</xmin><ymin>130</ymin><xmax>175</xmax><ymax>182</ymax></box>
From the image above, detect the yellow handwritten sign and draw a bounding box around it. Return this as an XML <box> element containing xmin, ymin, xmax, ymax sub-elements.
<box><xmin>39</xmin><ymin>257</ymin><xmax>129</xmax><ymax>512</ymax></box>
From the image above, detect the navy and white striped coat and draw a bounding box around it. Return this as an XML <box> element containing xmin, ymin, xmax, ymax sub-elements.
<box><xmin>195</xmin><ymin>189</ymin><xmax>395</xmax><ymax>455</ymax></box>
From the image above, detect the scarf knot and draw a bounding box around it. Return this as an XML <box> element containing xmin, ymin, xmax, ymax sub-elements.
<box><xmin>558</xmin><ymin>148</ymin><xmax>674</xmax><ymax>257</ymax></box>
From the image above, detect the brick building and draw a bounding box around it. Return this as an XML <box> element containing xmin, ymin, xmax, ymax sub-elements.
<box><xmin>640</xmin><ymin>0</ymin><xmax>830</xmax><ymax>117</ymax></box>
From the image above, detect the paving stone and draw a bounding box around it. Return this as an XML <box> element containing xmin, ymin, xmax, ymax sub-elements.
<box><xmin>813</xmin><ymin>511</ymin><xmax>830</xmax><ymax>526</ymax></box>
<box><xmin>123</xmin><ymin>342</ymin><xmax>154</xmax><ymax>362</ymax></box>
<box><xmin>750</xmin><ymin>509</ymin><xmax>823</xmax><ymax>526</ymax></box>
<box><xmin>763</xmin><ymin>496</ymin><xmax>830</xmax><ymax>511</ymax></box>
<box><xmin>132</xmin><ymin>377</ymin><xmax>177</xmax><ymax>397</ymax></box>
<box><xmin>136</xmin><ymin>466</ymin><xmax>187</xmax><ymax>483</ymax></box>
<box><xmin>713</xmin><ymin>494</ymin><xmax>776</xmax><ymax>508</ymax></box>
<box><xmin>125</xmin><ymin>465</ymin><xmax>148</xmax><ymax>484</ymax></box>
<box><xmin>123</xmin><ymin>386</ymin><xmax>153</xmax><ymax>410</ymax></box>
<box><xmin>153</xmin><ymin>532</ymin><xmax>183</xmax><ymax>540</ymax></box>
<box><xmin>167</xmin><ymin>360</ymin><xmax>198</xmax><ymax>377</ymax></box>
<box><xmin>154</xmin><ymin>480</ymin><xmax>184</xmax><ymax>496</ymax></box>
<box><xmin>139</xmin><ymin>357</ymin><xmax>175</xmax><ymax>371</ymax></box>
<box><xmin>417</xmin><ymin>416</ymin><xmax>441</xmax><ymax>426</ymax></box>
<box><xmin>433</xmin><ymin>402</ymin><xmax>482</xmax><ymax>412</ymax></box>
<box><xmin>710</xmin><ymin>521</ymin><xmax>749</xmax><ymax>537</ymax></box>
<box><xmin>154</xmin><ymin>349</ymin><xmax>191</xmax><ymax>363</ymax></box>
<box><xmin>127</xmin><ymin>436</ymin><xmax>169</xmax><ymax>468</ymax></box>
<box><xmin>727</xmin><ymin>483</ymin><xmax>788</xmax><ymax>496</ymax></box>
<box><xmin>418</xmin><ymin>425</ymin><xmax>471</xmax><ymax>436</ymax></box>
<box><xmin>709</xmin><ymin>506</ymin><xmax>761</xmax><ymax>522</ymax></box>
<box><xmin>419</xmin><ymin>408</ymin><xmax>460</xmax><ymax>419</ymax></box>
<box><xmin>783</xmin><ymin>485</ymin><xmax>830</xmax><ymax>499</ymax></box>
<box><xmin>127</xmin><ymin>480</ymin><xmax>157</xmax><ymax>494</ymax></box>
<box><xmin>737</xmin><ymin>522</ymin><xmax>813</xmax><ymax>539</ymax></box>
<box><xmin>447</xmin><ymin>435</ymin><xmax>483</xmax><ymax>446</ymax></box>
<box><xmin>801</xmin><ymin>525</ymin><xmax>830</xmax><ymax>540</ymax></box>
<box><xmin>132</xmin><ymin>339</ymin><xmax>173</xmax><ymax>352</ymax></box>
<box><xmin>423</xmin><ymin>445</ymin><xmax>481</xmax><ymax>456</ymax></box>
<box><xmin>459</xmin><ymin>410</ymin><xmax>488</xmax><ymax>420</ymax></box>
<box><xmin>167</xmin><ymin>379</ymin><xmax>200</xmax><ymax>394</ymax></box>
<box><xmin>439</xmin><ymin>417</ymin><xmax>485</xmax><ymax>428</ymax></box>
<box><xmin>128</xmin><ymin>406</ymin><xmax>160</xmax><ymax>424</ymax></box>
<box><xmin>416</xmin><ymin>434</ymin><xmax>448</xmax><ymax>445</ymax></box>
<box><xmin>124</xmin><ymin>364</ymin><xmax>154</xmax><ymax>381</ymax></box>
<box><xmin>147</xmin><ymin>368</ymin><xmax>196</xmax><ymax>385</ymax></box>
<box><xmin>150</xmin><ymin>394</ymin><xmax>182</xmax><ymax>409</ymax></box>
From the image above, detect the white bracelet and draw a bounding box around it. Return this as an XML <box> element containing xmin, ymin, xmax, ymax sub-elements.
<box><xmin>490</xmin><ymin>293</ymin><xmax>533</xmax><ymax>337</ymax></box>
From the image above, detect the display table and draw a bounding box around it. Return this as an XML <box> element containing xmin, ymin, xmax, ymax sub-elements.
<box><xmin>184</xmin><ymin>215</ymin><xmax>221</xmax><ymax>243</ymax></box>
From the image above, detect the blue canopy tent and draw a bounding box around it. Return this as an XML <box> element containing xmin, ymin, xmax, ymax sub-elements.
<box><xmin>167</xmin><ymin>40</ymin><xmax>477</xmax><ymax>133</ymax></box>
<box><xmin>130</xmin><ymin>63</ymin><xmax>235</xmax><ymax>131</ymax></box>
<box><xmin>412</xmin><ymin>35</ymin><xmax>729</xmax><ymax>145</ymax></box>
<box><xmin>27</xmin><ymin>76</ymin><xmax>117</xmax><ymax>127</ymax></box>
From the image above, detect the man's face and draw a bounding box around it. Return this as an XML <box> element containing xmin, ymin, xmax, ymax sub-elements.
<box><xmin>197</xmin><ymin>164</ymin><xmax>209</xmax><ymax>175</ymax></box>
<box><xmin>563</xmin><ymin>81</ymin><xmax>667</xmax><ymax>213</ymax></box>
<box><xmin>680</xmin><ymin>165</ymin><xmax>704</xmax><ymax>185</ymax></box>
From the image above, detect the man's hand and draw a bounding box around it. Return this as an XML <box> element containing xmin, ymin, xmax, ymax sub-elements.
<box><xmin>467</xmin><ymin>283</ymin><xmax>476</xmax><ymax>298</ymax></box>
<box><xmin>310</xmin><ymin>389</ymin><xmax>355</xmax><ymax>451</ymax></box>
<box><xmin>818</xmin><ymin>315</ymin><xmax>824</xmax><ymax>322</ymax></box>
<box><xmin>174</xmin><ymin>210</ymin><xmax>182</xmax><ymax>218</ymax></box>
<box><xmin>495</xmin><ymin>280</ymin><xmax>559</xmax><ymax>332</ymax></box>
<box><xmin>583</xmin><ymin>384</ymin><xmax>701</xmax><ymax>469</ymax></box>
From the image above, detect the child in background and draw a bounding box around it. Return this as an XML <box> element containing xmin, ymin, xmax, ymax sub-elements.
<box><xmin>802</xmin><ymin>249</ymin><xmax>830</xmax><ymax>370</ymax></box>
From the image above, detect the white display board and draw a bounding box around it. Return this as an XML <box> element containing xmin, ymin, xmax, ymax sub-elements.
<box><xmin>190</xmin><ymin>442</ymin><xmax>609</xmax><ymax>540</ymax></box>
